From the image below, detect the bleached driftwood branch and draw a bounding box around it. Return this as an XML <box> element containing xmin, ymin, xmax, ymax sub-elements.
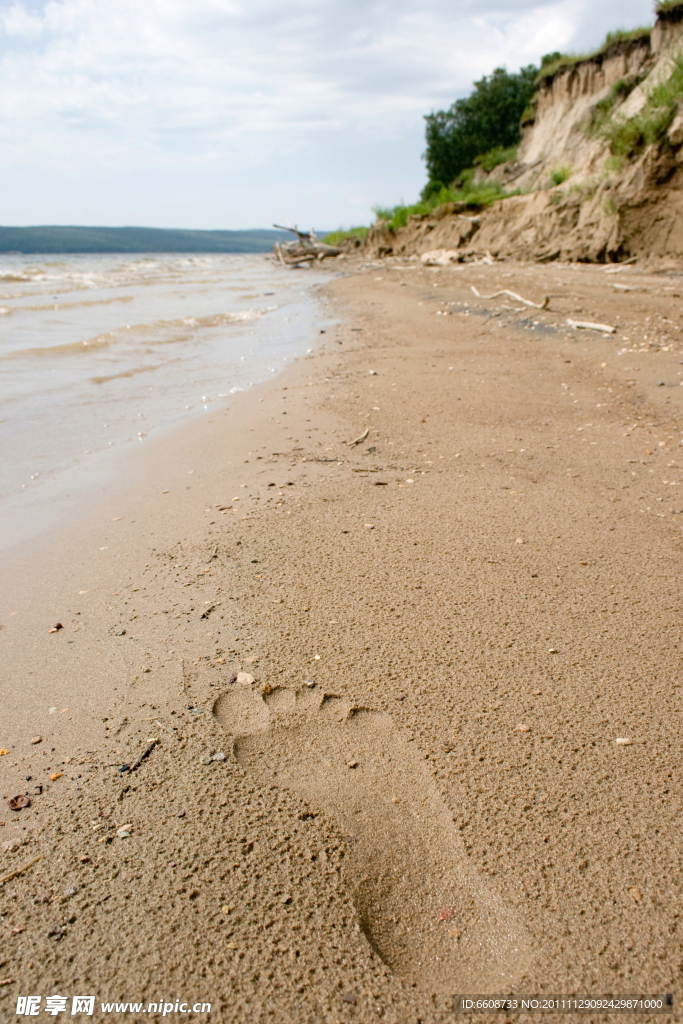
<box><xmin>272</xmin><ymin>224</ymin><xmax>340</xmax><ymax>265</ymax></box>
<box><xmin>471</xmin><ymin>285</ymin><xmax>549</xmax><ymax>309</ymax></box>
<box><xmin>567</xmin><ymin>318</ymin><xmax>616</xmax><ymax>334</ymax></box>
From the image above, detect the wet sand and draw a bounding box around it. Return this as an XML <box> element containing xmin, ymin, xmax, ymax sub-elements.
<box><xmin>1</xmin><ymin>259</ymin><xmax>683</xmax><ymax>1022</ymax></box>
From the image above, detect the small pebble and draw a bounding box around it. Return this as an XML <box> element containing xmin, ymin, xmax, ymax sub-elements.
<box><xmin>516</xmin><ymin>724</ymin><xmax>531</xmax><ymax>733</ymax></box>
<box><xmin>616</xmin><ymin>737</ymin><xmax>632</xmax><ymax>745</ymax></box>
<box><xmin>30</xmin><ymin>736</ymin><xmax>42</xmax><ymax>745</ymax></box>
<box><xmin>200</xmin><ymin>755</ymin><xmax>212</xmax><ymax>765</ymax></box>
<box><xmin>177</xmin><ymin>811</ymin><xmax>186</xmax><ymax>818</ymax></box>
<box><xmin>304</xmin><ymin>679</ymin><xmax>315</xmax><ymax>688</ymax></box>
<box><xmin>347</xmin><ymin>760</ymin><xmax>358</xmax><ymax>769</ymax></box>
<box><xmin>212</xmin><ymin>752</ymin><xmax>226</xmax><ymax>762</ymax></box>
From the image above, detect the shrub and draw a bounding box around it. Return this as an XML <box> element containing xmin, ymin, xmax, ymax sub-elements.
<box><xmin>588</xmin><ymin>75</ymin><xmax>642</xmax><ymax>135</ymax></box>
<box><xmin>475</xmin><ymin>145</ymin><xmax>519</xmax><ymax>172</ymax></box>
<box><xmin>605</xmin><ymin>155</ymin><xmax>625</xmax><ymax>172</ymax></box>
<box><xmin>598</xmin><ymin>55</ymin><xmax>683</xmax><ymax>157</ymax></box>
<box><xmin>551</xmin><ymin>166</ymin><xmax>572</xmax><ymax>185</ymax></box>
<box><xmin>420</xmin><ymin>179</ymin><xmax>446</xmax><ymax>201</ymax></box>
<box><xmin>423</xmin><ymin>65</ymin><xmax>537</xmax><ymax>185</ymax></box>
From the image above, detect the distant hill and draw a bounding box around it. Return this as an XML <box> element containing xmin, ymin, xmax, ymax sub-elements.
<box><xmin>0</xmin><ymin>225</ymin><xmax>286</xmax><ymax>254</ymax></box>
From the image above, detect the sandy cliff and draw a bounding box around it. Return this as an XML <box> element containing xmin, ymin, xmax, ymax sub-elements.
<box><xmin>361</xmin><ymin>7</ymin><xmax>683</xmax><ymax>265</ymax></box>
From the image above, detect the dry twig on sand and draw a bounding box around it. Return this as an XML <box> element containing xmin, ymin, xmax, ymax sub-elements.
<box><xmin>0</xmin><ymin>855</ymin><xmax>41</xmax><ymax>887</ymax></box>
<box><xmin>567</xmin><ymin>318</ymin><xmax>616</xmax><ymax>334</ymax></box>
<box><xmin>129</xmin><ymin>738</ymin><xmax>159</xmax><ymax>773</ymax></box>
<box><xmin>471</xmin><ymin>285</ymin><xmax>549</xmax><ymax>309</ymax></box>
<box><xmin>348</xmin><ymin>428</ymin><xmax>369</xmax><ymax>447</ymax></box>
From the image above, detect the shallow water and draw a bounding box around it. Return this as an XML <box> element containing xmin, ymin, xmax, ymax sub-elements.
<box><xmin>0</xmin><ymin>252</ymin><xmax>329</xmax><ymax>553</ymax></box>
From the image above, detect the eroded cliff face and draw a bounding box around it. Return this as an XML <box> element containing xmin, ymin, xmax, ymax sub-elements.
<box><xmin>360</xmin><ymin>11</ymin><xmax>683</xmax><ymax>265</ymax></box>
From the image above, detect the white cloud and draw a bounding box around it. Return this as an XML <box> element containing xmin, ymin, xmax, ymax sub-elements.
<box><xmin>0</xmin><ymin>0</ymin><xmax>654</xmax><ymax>228</ymax></box>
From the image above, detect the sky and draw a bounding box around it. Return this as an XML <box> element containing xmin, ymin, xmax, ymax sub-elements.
<box><xmin>0</xmin><ymin>0</ymin><xmax>656</xmax><ymax>231</ymax></box>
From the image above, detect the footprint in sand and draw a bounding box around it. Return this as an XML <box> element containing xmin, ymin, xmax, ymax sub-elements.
<box><xmin>213</xmin><ymin>683</ymin><xmax>530</xmax><ymax>992</ymax></box>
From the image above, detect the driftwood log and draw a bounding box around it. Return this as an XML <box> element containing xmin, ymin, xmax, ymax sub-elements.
<box><xmin>273</xmin><ymin>224</ymin><xmax>340</xmax><ymax>265</ymax></box>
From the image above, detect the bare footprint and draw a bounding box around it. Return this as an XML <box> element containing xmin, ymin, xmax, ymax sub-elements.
<box><xmin>214</xmin><ymin>684</ymin><xmax>531</xmax><ymax>993</ymax></box>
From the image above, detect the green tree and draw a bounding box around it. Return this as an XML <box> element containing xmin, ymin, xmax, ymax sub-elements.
<box><xmin>423</xmin><ymin>64</ymin><xmax>538</xmax><ymax>187</ymax></box>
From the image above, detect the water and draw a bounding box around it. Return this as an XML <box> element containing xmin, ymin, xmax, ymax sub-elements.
<box><xmin>0</xmin><ymin>252</ymin><xmax>330</xmax><ymax>553</ymax></box>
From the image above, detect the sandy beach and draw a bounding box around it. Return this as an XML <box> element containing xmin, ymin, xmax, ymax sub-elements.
<box><xmin>2</xmin><ymin>258</ymin><xmax>683</xmax><ymax>1022</ymax></box>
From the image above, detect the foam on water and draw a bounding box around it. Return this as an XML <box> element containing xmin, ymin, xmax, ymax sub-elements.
<box><xmin>0</xmin><ymin>252</ymin><xmax>330</xmax><ymax>555</ymax></box>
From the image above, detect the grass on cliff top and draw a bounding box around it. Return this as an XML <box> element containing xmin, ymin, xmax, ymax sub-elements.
<box><xmin>374</xmin><ymin>181</ymin><xmax>513</xmax><ymax>233</ymax></box>
<box><xmin>322</xmin><ymin>226</ymin><xmax>369</xmax><ymax>245</ymax></box>
<box><xmin>656</xmin><ymin>0</ymin><xmax>683</xmax><ymax>14</ymax></box>
<box><xmin>537</xmin><ymin>26</ymin><xmax>652</xmax><ymax>83</ymax></box>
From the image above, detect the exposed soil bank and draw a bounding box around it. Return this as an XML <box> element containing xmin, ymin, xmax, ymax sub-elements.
<box><xmin>359</xmin><ymin>13</ymin><xmax>683</xmax><ymax>266</ymax></box>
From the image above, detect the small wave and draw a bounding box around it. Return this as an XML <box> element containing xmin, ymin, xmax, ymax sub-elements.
<box><xmin>25</xmin><ymin>295</ymin><xmax>135</xmax><ymax>312</ymax></box>
<box><xmin>91</xmin><ymin>362</ymin><xmax>167</xmax><ymax>385</ymax></box>
<box><xmin>0</xmin><ymin>307</ymin><xmax>268</xmax><ymax>360</ymax></box>
<box><xmin>1</xmin><ymin>333</ymin><xmax>118</xmax><ymax>359</ymax></box>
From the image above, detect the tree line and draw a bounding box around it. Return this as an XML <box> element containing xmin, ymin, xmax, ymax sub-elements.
<box><xmin>422</xmin><ymin>57</ymin><xmax>559</xmax><ymax>195</ymax></box>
